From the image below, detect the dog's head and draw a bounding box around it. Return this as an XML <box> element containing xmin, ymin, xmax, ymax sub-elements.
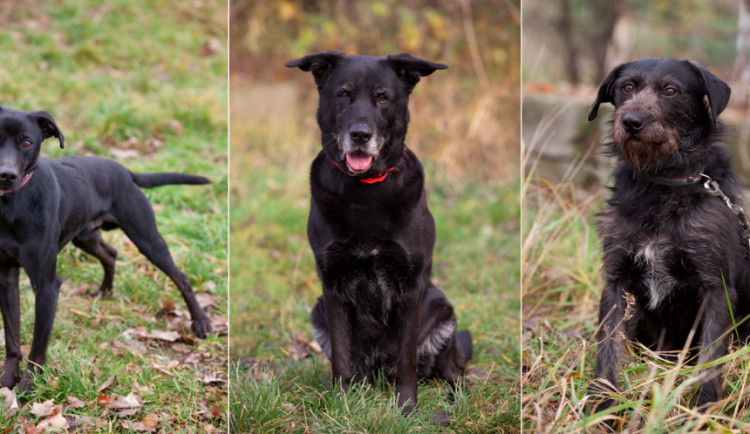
<box><xmin>588</xmin><ymin>57</ymin><xmax>731</xmax><ymax>172</ymax></box>
<box><xmin>0</xmin><ymin>106</ymin><xmax>64</xmax><ymax>192</ymax></box>
<box><xmin>286</xmin><ymin>51</ymin><xmax>447</xmax><ymax>177</ymax></box>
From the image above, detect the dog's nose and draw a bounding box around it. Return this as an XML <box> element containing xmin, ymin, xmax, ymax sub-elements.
<box><xmin>348</xmin><ymin>124</ymin><xmax>373</xmax><ymax>144</ymax></box>
<box><xmin>0</xmin><ymin>168</ymin><xmax>18</xmax><ymax>183</ymax></box>
<box><xmin>622</xmin><ymin>113</ymin><xmax>645</xmax><ymax>132</ymax></box>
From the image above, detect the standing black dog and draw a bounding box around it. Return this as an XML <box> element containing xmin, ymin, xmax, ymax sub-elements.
<box><xmin>286</xmin><ymin>51</ymin><xmax>471</xmax><ymax>413</ymax></box>
<box><xmin>0</xmin><ymin>107</ymin><xmax>212</xmax><ymax>393</ymax></box>
<box><xmin>587</xmin><ymin>58</ymin><xmax>750</xmax><ymax>414</ymax></box>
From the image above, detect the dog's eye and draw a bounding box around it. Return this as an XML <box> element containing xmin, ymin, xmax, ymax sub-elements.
<box><xmin>21</xmin><ymin>139</ymin><xmax>32</xmax><ymax>148</ymax></box>
<box><xmin>663</xmin><ymin>87</ymin><xmax>677</xmax><ymax>96</ymax></box>
<box><xmin>623</xmin><ymin>83</ymin><xmax>635</xmax><ymax>94</ymax></box>
<box><xmin>337</xmin><ymin>89</ymin><xmax>351</xmax><ymax>99</ymax></box>
<box><xmin>376</xmin><ymin>92</ymin><xmax>388</xmax><ymax>103</ymax></box>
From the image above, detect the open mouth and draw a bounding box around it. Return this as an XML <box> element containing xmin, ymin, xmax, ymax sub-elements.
<box><xmin>345</xmin><ymin>151</ymin><xmax>373</xmax><ymax>172</ymax></box>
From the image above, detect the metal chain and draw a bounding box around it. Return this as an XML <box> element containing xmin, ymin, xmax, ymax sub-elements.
<box><xmin>700</xmin><ymin>173</ymin><xmax>750</xmax><ymax>254</ymax></box>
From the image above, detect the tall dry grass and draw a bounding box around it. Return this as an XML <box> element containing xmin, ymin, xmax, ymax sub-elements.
<box><xmin>522</xmin><ymin>107</ymin><xmax>750</xmax><ymax>432</ymax></box>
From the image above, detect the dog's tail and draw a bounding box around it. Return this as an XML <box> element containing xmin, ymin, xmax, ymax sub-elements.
<box><xmin>457</xmin><ymin>329</ymin><xmax>472</xmax><ymax>362</ymax></box>
<box><xmin>131</xmin><ymin>172</ymin><xmax>210</xmax><ymax>188</ymax></box>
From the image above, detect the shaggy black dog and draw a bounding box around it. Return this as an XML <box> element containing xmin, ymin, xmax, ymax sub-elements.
<box><xmin>286</xmin><ymin>51</ymin><xmax>471</xmax><ymax>413</ymax></box>
<box><xmin>587</xmin><ymin>58</ymin><xmax>750</xmax><ymax>415</ymax></box>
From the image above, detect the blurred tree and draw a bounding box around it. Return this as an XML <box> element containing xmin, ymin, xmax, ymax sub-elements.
<box><xmin>736</xmin><ymin>0</ymin><xmax>750</xmax><ymax>83</ymax></box>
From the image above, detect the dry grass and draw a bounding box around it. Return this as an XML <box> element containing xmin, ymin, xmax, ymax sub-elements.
<box><xmin>522</xmin><ymin>108</ymin><xmax>750</xmax><ymax>432</ymax></box>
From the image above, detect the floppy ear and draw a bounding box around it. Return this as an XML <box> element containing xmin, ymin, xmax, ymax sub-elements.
<box><xmin>386</xmin><ymin>54</ymin><xmax>448</xmax><ymax>94</ymax></box>
<box><xmin>30</xmin><ymin>110</ymin><xmax>64</xmax><ymax>148</ymax></box>
<box><xmin>285</xmin><ymin>51</ymin><xmax>346</xmax><ymax>89</ymax></box>
<box><xmin>688</xmin><ymin>62</ymin><xmax>731</xmax><ymax>125</ymax></box>
<box><xmin>588</xmin><ymin>63</ymin><xmax>626</xmax><ymax>121</ymax></box>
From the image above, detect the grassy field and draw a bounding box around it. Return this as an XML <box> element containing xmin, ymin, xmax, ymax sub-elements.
<box><xmin>228</xmin><ymin>60</ymin><xmax>520</xmax><ymax>430</ymax></box>
<box><xmin>522</xmin><ymin>111</ymin><xmax>750</xmax><ymax>432</ymax></box>
<box><xmin>0</xmin><ymin>0</ymin><xmax>227</xmax><ymax>431</ymax></box>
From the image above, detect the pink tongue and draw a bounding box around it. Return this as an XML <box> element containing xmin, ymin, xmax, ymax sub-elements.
<box><xmin>346</xmin><ymin>153</ymin><xmax>372</xmax><ymax>171</ymax></box>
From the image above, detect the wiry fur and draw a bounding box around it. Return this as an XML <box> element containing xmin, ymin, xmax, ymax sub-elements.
<box><xmin>587</xmin><ymin>58</ymin><xmax>750</xmax><ymax>418</ymax></box>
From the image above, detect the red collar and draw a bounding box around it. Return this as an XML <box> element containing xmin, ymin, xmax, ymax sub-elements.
<box><xmin>0</xmin><ymin>171</ymin><xmax>33</xmax><ymax>196</ymax></box>
<box><xmin>330</xmin><ymin>148</ymin><xmax>405</xmax><ymax>184</ymax></box>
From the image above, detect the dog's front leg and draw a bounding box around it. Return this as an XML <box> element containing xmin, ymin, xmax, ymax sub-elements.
<box><xmin>17</xmin><ymin>256</ymin><xmax>61</xmax><ymax>394</ymax></box>
<box><xmin>0</xmin><ymin>267</ymin><xmax>22</xmax><ymax>388</ymax></box>
<box><xmin>590</xmin><ymin>280</ymin><xmax>633</xmax><ymax>415</ymax></box>
<box><xmin>691</xmin><ymin>290</ymin><xmax>732</xmax><ymax>409</ymax></box>
<box><xmin>394</xmin><ymin>287</ymin><xmax>423</xmax><ymax>414</ymax></box>
<box><xmin>323</xmin><ymin>293</ymin><xmax>353</xmax><ymax>392</ymax></box>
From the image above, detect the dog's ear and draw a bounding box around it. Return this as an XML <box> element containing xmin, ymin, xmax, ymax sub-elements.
<box><xmin>588</xmin><ymin>63</ymin><xmax>626</xmax><ymax>121</ymax></box>
<box><xmin>386</xmin><ymin>54</ymin><xmax>448</xmax><ymax>94</ymax></box>
<box><xmin>30</xmin><ymin>111</ymin><xmax>65</xmax><ymax>148</ymax></box>
<box><xmin>285</xmin><ymin>51</ymin><xmax>346</xmax><ymax>89</ymax></box>
<box><xmin>689</xmin><ymin>63</ymin><xmax>731</xmax><ymax>125</ymax></box>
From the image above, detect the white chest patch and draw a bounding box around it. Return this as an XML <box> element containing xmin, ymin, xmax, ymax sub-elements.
<box><xmin>634</xmin><ymin>237</ymin><xmax>678</xmax><ymax>311</ymax></box>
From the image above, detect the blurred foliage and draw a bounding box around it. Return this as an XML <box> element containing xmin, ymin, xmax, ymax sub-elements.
<box><xmin>231</xmin><ymin>0</ymin><xmax>519</xmax><ymax>87</ymax></box>
<box><xmin>524</xmin><ymin>0</ymin><xmax>738</xmax><ymax>84</ymax></box>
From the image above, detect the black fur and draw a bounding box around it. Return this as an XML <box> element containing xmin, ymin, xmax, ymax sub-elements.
<box><xmin>0</xmin><ymin>106</ymin><xmax>212</xmax><ymax>393</ymax></box>
<box><xmin>286</xmin><ymin>51</ymin><xmax>470</xmax><ymax>414</ymax></box>
<box><xmin>588</xmin><ymin>58</ymin><xmax>748</xmax><ymax>417</ymax></box>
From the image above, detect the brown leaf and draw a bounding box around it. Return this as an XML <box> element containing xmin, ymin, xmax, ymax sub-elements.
<box><xmin>155</xmin><ymin>300</ymin><xmax>176</xmax><ymax>319</ymax></box>
<box><xmin>108</xmin><ymin>392</ymin><xmax>142</xmax><ymax>410</ymax></box>
<box><xmin>97</xmin><ymin>375</ymin><xmax>117</xmax><ymax>393</ymax></box>
<box><xmin>195</xmin><ymin>293</ymin><xmax>217</xmax><ymax>310</ymax></box>
<box><xmin>35</xmin><ymin>412</ymin><xmax>68</xmax><ymax>430</ymax></box>
<box><xmin>148</xmin><ymin>329</ymin><xmax>181</xmax><ymax>342</ymax></box>
<box><xmin>97</xmin><ymin>394</ymin><xmax>115</xmax><ymax>406</ymax></box>
<box><xmin>202</xmin><ymin>373</ymin><xmax>226</xmax><ymax>386</ymax></box>
<box><xmin>0</xmin><ymin>387</ymin><xmax>18</xmax><ymax>417</ymax></box>
<box><xmin>292</xmin><ymin>332</ymin><xmax>323</xmax><ymax>354</ymax></box>
<box><xmin>30</xmin><ymin>399</ymin><xmax>55</xmax><ymax>418</ymax></box>
<box><xmin>66</xmin><ymin>395</ymin><xmax>85</xmax><ymax>409</ymax></box>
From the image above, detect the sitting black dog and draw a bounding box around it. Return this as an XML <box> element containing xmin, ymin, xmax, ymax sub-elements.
<box><xmin>0</xmin><ymin>107</ymin><xmax>212</xmax><ymax>393</ymax></box>
<box><xmin>587</xmin><ymin>58</ymin><xmax>750</xmax><ymax>415</ymax></box>
<box><xmin>286</xmin><ymin>51</ymin><xmax>472</xmax><ymax>413</ymax></box>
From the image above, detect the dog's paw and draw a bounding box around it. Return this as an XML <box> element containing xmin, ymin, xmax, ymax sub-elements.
<box><xmin>191</xmin><ymin>315</ymin><xmax>212</xmax><ymax>339</ymax></box>
<box><xmin>0</xmin><ymin>369</ymin><xmax>17</xmax><ymax>389</ymax></box>
<box><xmin>88</xmin><ymin>286</ymin><xmax>113</xmax><ymax>299</ymax></box>
<box><xmin>15</xmin><ymin>374</ymin><xmax>33</xmax><ymax>399</ymax></box>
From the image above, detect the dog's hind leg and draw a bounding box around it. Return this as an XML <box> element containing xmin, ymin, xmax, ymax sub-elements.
<box><xmin>73</xmin><ymin>229</ymin><xmax>117</xmax><ymax>298</ymax></box>
<box><xmin>691</xmin><ymin>293</ymin><xmax>732</xmax><ymax>409</ymax></box>
<box><xmin>113</xmin><ymin>189</ymin><xmax>211</xmax><ymax>338</ymax></box>
<box><xmin>0</xmin><ymin>267</ymin><xmax>21</xmax><ymax>388</ymax></box>
<box><xmin>311</xmin><ymin>296</ymin><xmax>332</xmax><ymax>358</ymax></box>
<box><xmin>418</xmin><ymin>286</ymin><xmax>466</xmax><ymax>399</ymax></box>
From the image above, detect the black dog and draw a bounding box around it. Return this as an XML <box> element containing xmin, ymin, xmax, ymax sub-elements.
<box><xmin>0</xmin><ymin>107</ymin><xmax>212</xmax><ymax>393</ymax></box>
<box><xmin>286</xmin><ymin>51</ymin><xmax>471</xmax><ymax>413</ymax></box>
<box><xmin>587</xmin><ymin>58</ymin><xmax>750</xmax><ymax>414</ymax></box>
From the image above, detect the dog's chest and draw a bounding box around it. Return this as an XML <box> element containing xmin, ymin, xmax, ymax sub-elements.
<box><xmin>321</xmin><ymin>239</ymin><xmax>415</xmax><ymax>323</ymax></box>
<box><xmin>633</xmin><ymin>235</ymin><xmax>681</xmax><ymax>310</ymax></box>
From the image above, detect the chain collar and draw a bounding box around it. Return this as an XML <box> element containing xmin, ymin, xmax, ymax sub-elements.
<box><xmin>699</xmin><ymin>173</ymin><xmax>750</xmax><ymax>256</ymax></box>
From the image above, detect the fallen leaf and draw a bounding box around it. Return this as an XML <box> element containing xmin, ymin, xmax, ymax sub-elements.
<box><xmin>97</xmin><ymin>375</ymin><xmax>117</xmax><ymax>393</ymax></box>
<box><xmin>148</xmin><ymin>329</ymin><xmax>181</xmax><ymax>342</ymax></box>
<box><xmin>97</xmin><ymin>394</ymin><xmax>115</xmax><ymax>406</ymax></box>
<box><xmin>201</xmin><ymin>373</ymin><xmax>226</xmax><ymax>386</ymax></box>
<box><xmin>195</xmin><ymin>293</ymin><xmax>217</xmax><ymax>309</ymax></box>
<box><xmin>66</xmin><ymin>395</ymin><xmax>85</xmax><ymax>409</ymax></box>
<box><xmin>108</xmin><ymin>392</ymin><xmax>142</xmax><ymax>410</ymax></box>
<box><xmin>109</xmin><ymin>148</ymin><xmax>140</xmax><ymax>160</ymax></box>
<box><xmin>35</xmin><ymin>412</ymin><xmax>68</xmax><ymax>430</ymax></box>
<box><xmin>30</xmin><ymin>399</ymin><xmax>55</xmax><ymax>418</ymax></box>
<box><xmin>0</xmin><ymin>387</ymin><xmax>18</xmax><ymax>416</ymax></box>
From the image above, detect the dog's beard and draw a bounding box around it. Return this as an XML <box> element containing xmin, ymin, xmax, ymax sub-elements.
<box><xmin>613</xmin><ymin>125</ymin><xmax>680</xmax><ymax>172</ymax></box>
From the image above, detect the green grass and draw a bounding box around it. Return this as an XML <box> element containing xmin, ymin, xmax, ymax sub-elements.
<box><xmin>229</xmin><ymin>76</ymin><xmax>520</xmax><ymax>431</ymax></box>
<box><xmin>0</xmin><ymin>0</ymin><xmax>227</xmax><ymax>430</ymax></box>
<box><xmin>522</xmin><ymin>111</ymin><xmax>750</xmax><ymax>432</ymax></box>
